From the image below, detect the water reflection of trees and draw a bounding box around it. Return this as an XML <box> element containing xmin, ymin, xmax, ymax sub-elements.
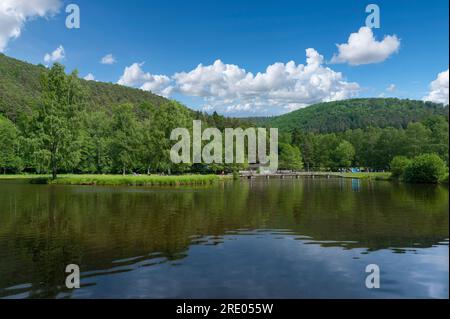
<box><xmin>0</xmin><ymin>179</ymin><xmax>448</xmax><ymax>297</ymax></box>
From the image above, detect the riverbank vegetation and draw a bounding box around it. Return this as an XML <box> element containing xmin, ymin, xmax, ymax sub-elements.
<box><xmin>0</xmin><ymin>174</ymin><xmax>223</xmax><ymax>186</ymax></box>
<box><xmin>390</xmin><ymin>154</ymin><xmax>448</xmax><ymax>183</ymax></box>
<box><xmin>340</xmin><ymin>172</ymin><xmax>392</xmax><ymax>180</ymax></box>
<box><xmin>49</xmin><ymin>174</ymin><xmax>223</xmax><ymax>186</ymax></box>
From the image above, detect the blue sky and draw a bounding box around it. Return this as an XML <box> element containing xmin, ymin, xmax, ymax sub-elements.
<box><xmin>1</xmin><ymin>0</ymin><xmax>448</xmax><ymax>116</ymax></box>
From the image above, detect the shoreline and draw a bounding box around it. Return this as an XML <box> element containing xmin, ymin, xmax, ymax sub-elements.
<box><xmin>0</xmin><ymin>174</ymin><xmax>227</xmax><ymax>186</ymax></box>
<box><xmin>0</xmin><ymin>172</ymin><xmax>447</xmax><ymax>185</ymax></box>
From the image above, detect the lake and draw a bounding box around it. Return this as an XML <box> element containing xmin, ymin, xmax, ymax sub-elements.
<box><xmin>0</xmin><ymin>178</ymin><xmax>448</xmax><ymax>299</ymax></box>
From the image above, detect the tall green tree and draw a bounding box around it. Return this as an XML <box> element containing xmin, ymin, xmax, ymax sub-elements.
<box><xmin>79</xmin><ymin>111</ymin><xmax>112</xmax><ymax>173</ymax></box>
<box><xmin>0</xmin><ymin>116</ymin><xmax>22</xmax><ymax>173</ymax></box>
<box><xmin>343</xmin><ymin>128</ymin><xmax>366</xmax><ymax>167</ymax></box>
<box><xmin>32</xmin><ymin>63</ymin><xmax>84</xmax><ymax>179</ymax></box>
<box><xmin>151</xmin><ymin>101</ymin><xmax>192</xmax><ymax>174</ymax></box>
<box><xmin>404</xmin><ymin>122</ymin><xmax>431</xmax><ymax>158</ymax></box>
<box><xmin>110</xmin><ymin>104</ymin><xmax>142</xmax><ymax>175</ymax></box>
<box><xmin>279</xmin><ymin>143</ymin><xmax>303</xmax><ymax>171</ymax></box>
<box><xmin>332</xmin><ymin>140</ymin><xmax>355</xmax><ymax>169</ymax></box>
<box><xmin>314</xmin><ymin>134</ymin><xmax>339</xmax><ymax>170</ymax></box>
<box><xmin>423</xmin><ymin>116</ymin><xmax>449</xmax><ymax>164</ymax></box>
<box><xmin>373</xmin><ymin>127</ymin><xmax>406</xmax><ymax>169</ymax></box>
<box><xmin>292</xmin><ymin>128</ymin><xmax>315</xmax><ymax>171</ymax></box>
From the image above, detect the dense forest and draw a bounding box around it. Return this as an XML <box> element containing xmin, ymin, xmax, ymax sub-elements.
<box><xmin>278</xmin><ymin>116</ymin><xmax>448</xmax><ymax>169</ymax></box>
<box><xmin>0</xmin><ymin>54</ymin><xmax>448</xmax><ymax>178</ymax></box>
<box><xmin>251</xmin><ymin>98</ymin><xmax>449</xmax><ymax>133</ymax></box>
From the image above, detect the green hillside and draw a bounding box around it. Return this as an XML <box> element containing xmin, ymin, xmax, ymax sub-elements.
<box><xmin>255</xmin><ymin>98</ymin><xmax>448</xmax><ymax>133</ymax></box>
<box><xmin>2</xmin><ymin>53</ymin><xmax>447</xmax><ymax>132</ymax></box>
<box><xmin>0</xmin><ymin>53</ymin><xmax>250</xmax><ymax>130</ymax></box>
<box><xmin>0</xmin><ymin>53</ymin><xmax>170</xmax><ymax>122</ymax></box>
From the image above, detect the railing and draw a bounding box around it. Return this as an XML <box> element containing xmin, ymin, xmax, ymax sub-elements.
<box><xmin>238</xmin><ymin>171</ymin><xmax>346</xmax><ymax>178</ymax></box>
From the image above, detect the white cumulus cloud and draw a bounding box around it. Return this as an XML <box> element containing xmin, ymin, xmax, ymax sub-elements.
<box><xmin>117</xmin><ymin>49</ymin><xmax>360</xmax><ymax>115</ymax></box>
<box><xmin>118</xmin><ymin>62</ymin><xmax>173</xmax><ymax>97</ymax></box>
<box><xmin>331</xmin><ymin>27</ymin><xmax>400</xmax><ymax>65</ymax></box>
<box><xmin>423</xmin><ymin>69</ymin><xmax>449</xmax><ymax>105</ymax></box>
<box><xmin>386</xmin><ymin>84</ymin><xmax>396</xmax><ymax>92</ymax></box>
<box><xmin>100</xmin><ymin>53</ymin><xmax>116</xmax><ymax>65</ymax></box>
<box><xmin>84</xmin><ymin>73</ymin><xmax>95</xmax><ymax>81</ymax></box>
<box><xmin>0</xmin><ymin>0</ymin><xmax>61</xmax><ymax>52</ymax></box>
<box><xmin>44</xmin><ymin>45</ymin><xmax>65</xmax><ymax>63</ymax></box>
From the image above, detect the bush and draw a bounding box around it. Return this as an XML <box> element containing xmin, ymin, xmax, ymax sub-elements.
<box><xmin>403</xmin><ymin>154</ymin><xmax>447</xmax><ymax>183</ymax></box>
<box><xmin>390</xmin><ymin>156</ymin><xmax>412</xmax><ymax>178</ymax></box>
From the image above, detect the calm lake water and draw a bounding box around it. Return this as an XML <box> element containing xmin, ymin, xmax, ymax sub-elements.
<box><xmin>0</xmin><ymin>178</ymin><xmax>448</xmax><ymax>299</ymax></box>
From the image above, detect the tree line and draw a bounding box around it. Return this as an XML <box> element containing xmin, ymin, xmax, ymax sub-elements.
<box><xmin>0</xmin><ymin>63</ymin><xmax>448</xmax><ymax>177</ymax></box>
<box><xmin>277</xmin><ymin>117</ymin><xmax>449</xmax><ymax>171</ymax></box>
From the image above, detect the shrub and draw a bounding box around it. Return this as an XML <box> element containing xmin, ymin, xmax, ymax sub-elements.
<box><xmin>390</xmin><ymin>156</ymin><xmax>412</xmax><ymax>178</ymax></box>
<box><xmin>403</xmin><ymin>154</ymin><xmax>447</xmax><ymax>183</ymax></box>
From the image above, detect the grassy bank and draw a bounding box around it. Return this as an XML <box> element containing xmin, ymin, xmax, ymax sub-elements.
<box><xmin>340</xmin><ymin>172</ymin><xmax>392</xmax><ymax>180</ymax></box>
<box><xmin>0</xmin><ymin>174</ymin><xmax>49</xmax><ymax>180</ymax></box>
<box><xmin>51</xmin><ymin>174</ymin><xmax>225</xmax><ymax>186</ymax></box>
<box><xmin>0</xmin><ymin>174</ymin><xmax>225</xmax><ymax>186</ymax></box>
<box><xmin>6</xmin><ymin>172</ymin><xmax>445</xmax><ymax>185</ymax></box>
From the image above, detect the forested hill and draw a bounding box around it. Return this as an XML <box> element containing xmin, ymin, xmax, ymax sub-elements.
<box><xmin>0</xmin><ymin>53</ymin><xmax>448</xmax><ymax>133</ymax></box>
<box><xmin>251</xmin><ymin>98</ymin><xmax>449</xmax><ymax>133</ymax></box>
<box><xmin>0</xmin><ymin>53</ymin><xmax>251</xmax><ymax>129</ymax></box>
<box><xmin>0</xmin><ymin>53</ymin><xmax>169</xmax><ymax>121</ymax></box>
<box><xmin>0</xmin><ymin>54</ymin><xmax>448</xmax><ymax>175</ymax></box>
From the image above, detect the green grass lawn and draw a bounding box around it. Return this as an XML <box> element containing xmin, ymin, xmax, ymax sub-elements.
<box><xmin>340</xmin><ymin>172</ymin><xmax>392</xmax><ymax>180</ymax></box>
<box><xmin>0</xmin><ymin>174</ymin><xmax>226</xmax><ymax>186</ymax></box>
<box><xmin>0</xmin><ymin>174</ymin><xmax>50</xmax><ymax>179</ymax></box>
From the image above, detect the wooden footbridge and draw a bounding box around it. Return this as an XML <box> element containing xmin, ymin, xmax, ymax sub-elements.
<box><xmin>239</xmin><ymin>171</ymin><xmax>346</xmax><ymax>179</ymax></box>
